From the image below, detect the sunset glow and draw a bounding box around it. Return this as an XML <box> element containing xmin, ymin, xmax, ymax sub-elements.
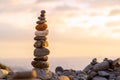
<box><xmin>0</xmin><ymin>0</ymin><xmax>120</xmax><ymax>58</ymax></box>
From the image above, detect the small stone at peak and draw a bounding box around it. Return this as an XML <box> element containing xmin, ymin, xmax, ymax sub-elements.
<box><xmin>41</xmin><ymin>10</ymin><xmax>46</xmax><ymax>14</ymax></box>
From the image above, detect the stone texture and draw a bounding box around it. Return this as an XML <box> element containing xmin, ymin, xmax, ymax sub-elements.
<box><xmin>36</xmin><ymin>20</ymin><xmax>46</xmax><ymax>24</ymax></box>
<box><xmin>33</xmin><ymin>68</ymin><xmax>52</xmax><ymax>79</ymax></box>
<box><xmin>98</xmin><ymin>71</ymin><xmax>109</xmax><ymax>77</ymax></box>
<box><xmin>34</xmin><ymin>56</ymin><xmax>48</xmax><ymax>61</ymax></box>
<box><xmin>34</xmin><ymin>36</ymin><xmax>47</xmax><ymax>41</ymax></box>
<box><xmin>112</xmin><ymin>58</ymin><xmax>120</xmax><ymax>68</ymax></box>
<box><xmin>116</xmin><ymin>76</ymin><xmax>120</xmax><ymax>80</ymax></box>
<box><xmin>89</xmin><ymin>71</ymin><xmax>97</xmax><ymax>79</ymax></box>
<box><xmin>38</xmin><ymin>17</ymin><xmax>46</xmax><ymax>20</ymax></box>
<box><xmin>9</xmin><ymin>71</ymin><xmax>36</xmax><ymax>79</ymax></box>
<box><xmin>92</xmin><ymin>76</ymin><xmax>107</xmax><ymax>80</ymax></box>
<box><xmin>34</xmin><ymin>48</ymin><xmax>50</xmax><ymax>57</ymax></box>
<box><xmin>35</xmin><ymin>30</ymin><xmax>48</xmax><ymax>36</ymax></box>
<box><xmin>93</xmin><ymin>61</ymin><xmax>109</xmax><ymax>71</ymax></box>
<box><xmin>35</xmin><ymin>24</ymin><xmax>48</xmax><ymax>31</ymax></box>
<box><xmin>31</xmin><ymin>61</ymin><xmax>49</xmax><ymax>69</ymax></box>
<box><xmin>34</xmin><ymin>41</ymin><xmax>48</xmax><ymax>48</ymax></box>
<box><xmin>59</xmin><ymin>75</ymin><xmax>70</xmax><ymax>80</ymax></box>
<box><xmin>83</xmin><ymin>64</ymin><xmax>93</xmax><ymax>73</ymax></box>
<box><xmin>0</xmin><ymin>69</ymin><xmax>8</xmax><ymax>79</ymax></box>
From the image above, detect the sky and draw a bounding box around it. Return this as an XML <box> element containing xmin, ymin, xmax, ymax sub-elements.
<box><xmin>0</xmin><ymin>0</ymin><xmax>120</xmax><ymax>59</ymax></box>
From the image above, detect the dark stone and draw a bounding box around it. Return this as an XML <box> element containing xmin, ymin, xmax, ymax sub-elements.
<box><xmin>31</xmin><ymin>61</ymin><xmax>49</xmax><ymax>69</ymax></box>
<box><xmin>34</xmin><ymin>36</ymin><xmax>47</xmax><ymax>41</ymax></box>
<box><xmin>34</xmin><ymin>41</ymin><xmax>48</xmax><ymax>48</ymax></box>
<box><xmin>36</xmin><ymin>20</ymin><xmax>47</xmax><ymax>24</ymax></box>
<box><xmin>38</xmin><ymin>17</ymin><xmax>46</xmax><ymax>20</ymax></box>
<box><xmin>93</xmin><ymin>76</ymin><xmax>107</xmax><ymax>80</ymax></box>
<box><xmin>34</xmin><ymin>48</ymin><xmax>50</xmax><ymax>57</ymax></box>
<box><xmin>98</xmin><ymin>71</ymin><xmax>109</xmax><ymax>77</ymax></box>
<box><xmin>40</xmin><ymin>14</ymin><xmax>46</xmax><ymax>17</ymax></box>
<box><xmin>41</xmin><ymin>10</ymin><xmax>45</xmax><ymax>13</ymax></box>
<box><xmin>55</xmin><ymin>66</ymin><xmax>64</xmax><ymax>73</ymax></box>
<box><xmin>34</xmin><ymin>56</ymin><xmax>48</xmax><ymax>61</ymax></box>
<box><xmin>91</xmin><ymin>58</ymin><xmax>98</xmax><ymax>65</ymax></box>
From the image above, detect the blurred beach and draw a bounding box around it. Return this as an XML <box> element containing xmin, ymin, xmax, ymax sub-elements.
<box><xmin>0</xmin><ymin>57</ymin><xmax>117</xmax><ymax>72</ymax></box>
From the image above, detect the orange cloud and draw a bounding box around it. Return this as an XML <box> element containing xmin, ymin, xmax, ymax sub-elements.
<box><xmin>109</xmin><ymin>9</ymin><xmax>120</xmax><ymax>16</ymax></box>
<box><xmin>106</xmin><ymin>21</ymin><xmax>120</xmax><ymax>27</ymax></box>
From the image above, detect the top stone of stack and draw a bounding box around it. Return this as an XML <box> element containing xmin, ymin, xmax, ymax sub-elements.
<box><xmin>36</xmin><ymin>10</ymin><xmax>48</xmax><ymax>31</ymax></box>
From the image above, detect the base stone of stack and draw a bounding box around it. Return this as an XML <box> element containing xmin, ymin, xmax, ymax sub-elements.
<box><xmin>31</xmin><ymin>61</ymin><xmax>49</xmax><ymax>69</ymax></box>
<box><xmin>33</xmin><ymin>68</ymin><xmax>52</xmax><ymax>79</ymax></box>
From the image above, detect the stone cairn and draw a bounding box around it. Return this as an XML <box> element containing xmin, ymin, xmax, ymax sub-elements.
<box><xmin>31</xmin><ymin>10</ymin><xmax>52</xmax><ymax>79</ymax></box>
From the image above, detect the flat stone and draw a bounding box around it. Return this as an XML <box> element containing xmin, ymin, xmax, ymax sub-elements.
<box><xmin>10</xmin><ymin>70</ymin><xmax>36</xmax><ymax>79</ymax></box>
<box><xmin>34</xmin><ymin>56</ymin><xmax>48</xmax><ymax>61</ymax></box>
<box><xmin>34</xmin><ymin>41</ymin><xmax>48</xmax><ymax>48</ymax></box>
<box><xmin>34</xmin><ymin>48</ymin><xmax>50</xmax><ymax>57</ymax></box>
<box><xmin>40</xmin><ymin>14</ymin><xmax>45</xmax><ymax>17</ymax></box>
<box><xmin>34</xmin><ymin>36</ymin><xmax>47</xmax><ymax>41</ymax></box>
<box><xmin>35</xmin><ymin>24</ymin><xmax>48</xmax><ymax>31</ymax></box>
<box><xmin>38</xmin><ymin>17</ymin><xmax>46</xmax><ymax>20</ymax></box>
<box><xmin>33</xmin><ymin>68</ymin><xmax>52</xmax><ymax>79</ymax></box>
<box><xmin>93</xmin><ymin>76</ymin><xmax>107</xmax><ymax>80</ymax></box>
<box><xmin>31</xmin><ymin>61</ymin><xmax>49</xmax><ymax>69</ymax></box>
<box><xmin>35</xmin><ymin>30</ymin><xmax>48</xmax><ymax>36</ymax></box>
<box><xmin>98</xmin><ymin>71</ymin><xmax>109</xmax><ymax>77</ymax></box>
<box><xmin>36</xmin><ymin>20</ymin><xmax>46</xmax><ymax>24</ymax></box>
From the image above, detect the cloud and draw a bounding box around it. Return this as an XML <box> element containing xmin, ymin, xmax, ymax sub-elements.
<box><xmin>106</xmin><ymin>21</ymin><xmax>120</xmax><ymax>27</ymax></box>
<box><xmin>109</xmin><ymin>9</ymin><xmax>120</xmax><ymax>16</ymax></box>
<box><xmin>77</xmin><ymin>0</ymin><xmax>120</xmax><ymax>9</ymax></box>
<box><xmin>112</xmin><ymin>29</ymin><xmax>120</xmax><ymax>33</ymax></box>
<box><xmin>36</xmin><ymin>0</ymin><xmax>57</xmax><ymax>3</ymax></box>
<box><xmin>54</xmin><ymin>4</ymin><xmax>80</xmax><ymax>11</ymax></box>
<box><xmin>0</xmin><ymin>23</ymin><xmax>32</xmax><ymax>41</ymax></box>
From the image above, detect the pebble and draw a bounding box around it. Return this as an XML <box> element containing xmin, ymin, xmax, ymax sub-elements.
<box><xmin>10</xmin><ymin>70</ymin><xmax>36</xmax><ymax>79</ymax></box>
<box><xmin>40</xmin><ymin>14</ymin><xmax>46</xmax><ymax>17</ymax></box>
<box><xmin>55</xmin><ymin>66</ymin><xmax>64</xmax><ymax>75</ymax></box>
<box><xmin>35</xmin><ymin>24</ymin><xmax>48</xmax><ymax>31</ymax></box>
<box><xmin>34</xmin><ymin>41</ymin><xmax>48</xmax><ymax>48</ymax></box>
<box><xmin>0</xmin><ymin>69</ymin><xmax>8</xmax><ymax>79</ymax></box>
<box><xmin>116</xmin><ymin>76</ymin><xmax>120</xmax><ymax>80</ymax></box>
<box><xmin>36</xmin><ymin>20</ymin><xmax>46</xmax><ymax>24</ymax></box>
<box><xmin>31</xmin><ymin>61</ymin><xmax>49</xmax><ymax>69</ymax></box>
<box><xmin>35</xmin><ymin>30</ymin><xmax>49</xmax><ymax>36</ymax></box>
<box><xmin>38</xmin><ymin>17</ymin><xmax>46</xmax><ymax>20</ymax></box>
<box><xmin>93</xmin><ymin>61</ymin><xmax>109</xmax><ymax>71</ymax></box>
<box><xmin>98</xmin><ymin>71</ymin><xmax>109</xmax><ymax>77</ymax></box>
<box><xmin>93</xmin><ymin>76</ymin><xmax>107</xmax><ymax>80</ymax></box>
<box><xmin>59</xmin><ymin>75</ymin><xmax>70</xmax><ymax>80</ymax></box>
<box><xmin>33</xmin><ymin>68</ymin><xmax>52</xmax><ymax>79</ymax></box>
<box><xmin>34</xmin><ymin>36</ymin><xmax>47</xmax><ymax>41</ymax></box>
<box><xmin>34</xmin><ymin>56</ymin><xmax>48</xmax><ymax>61</ymax></box>
<box><xmin>41</xmin><ymin>10</ymin><xmax>46</xmax><ymax>14</ymax></box>
<box><xmin>89</xmin><ymin>71</ymin><xmax>97</xmax><ymax>78</ymax></box>
<box><xmin>34</xmin><ymin>48</ymin><xmax>50</xmax><ymax>57</ymax></box>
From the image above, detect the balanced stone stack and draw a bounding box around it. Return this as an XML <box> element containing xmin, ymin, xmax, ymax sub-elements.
<box><xmin>31</xmin><ymin>10</ymin><xmax>52</xmax><ymax>79</ymax></box>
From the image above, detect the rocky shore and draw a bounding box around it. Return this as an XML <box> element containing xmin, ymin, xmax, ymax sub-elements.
<box><xmin>0</xmin><ymin>58</ymin><xmax>120</xmax><ymax>80</ymax></box>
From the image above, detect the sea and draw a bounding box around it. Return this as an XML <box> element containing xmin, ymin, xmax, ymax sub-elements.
<box><xmin>0</xmin><ymin>57</ymin><xmax>117</xmax><ymax>72</ymax></box>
